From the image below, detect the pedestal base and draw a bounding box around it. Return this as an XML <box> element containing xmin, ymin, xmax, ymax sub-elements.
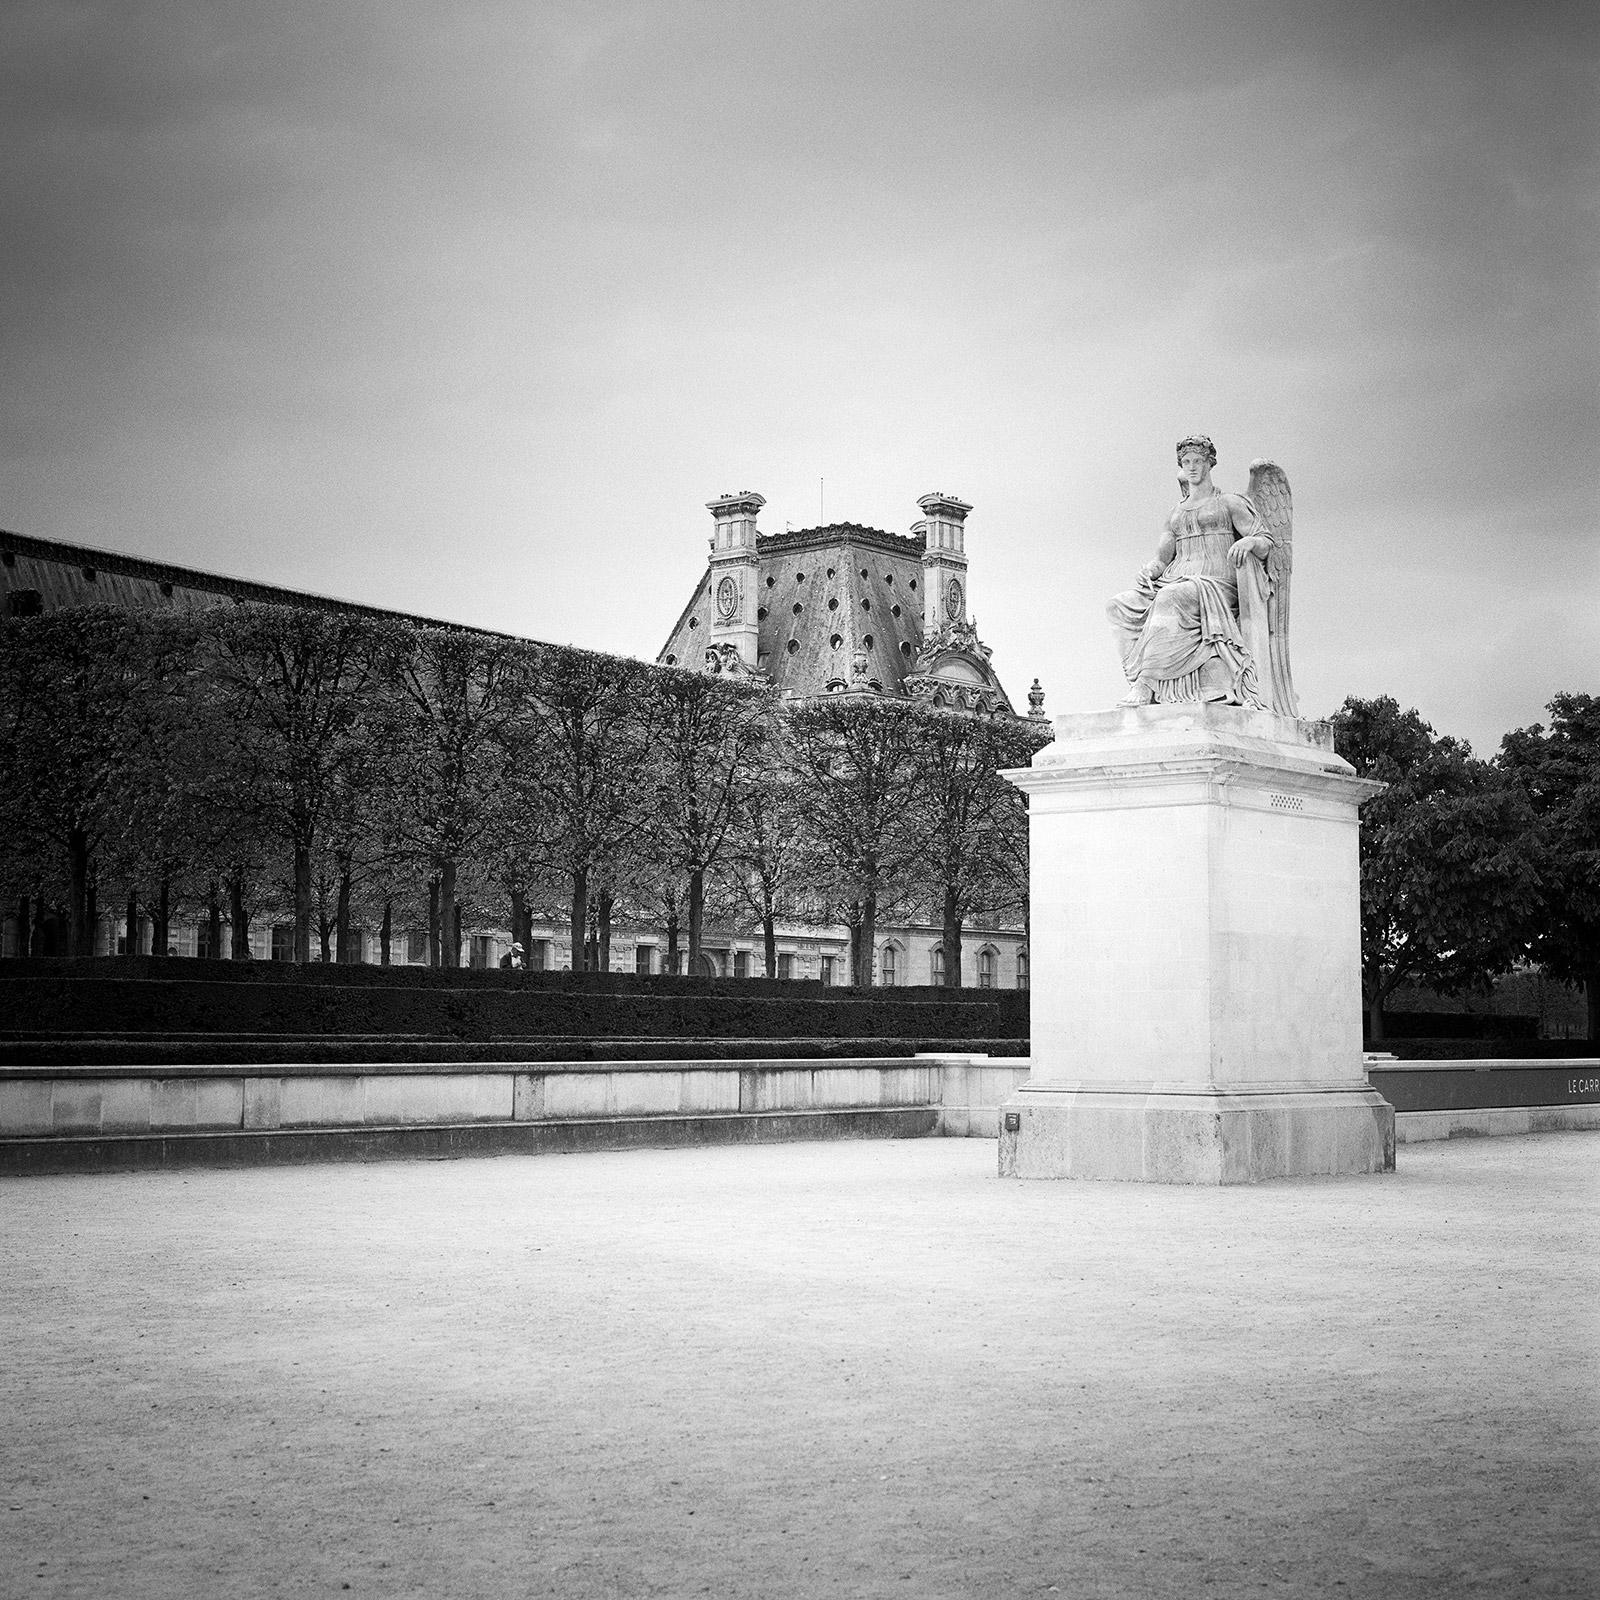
<box><xmin>998</xmin><ymin>1085</ymin><xmax>1395</xmax><ymax>1184</ymax></box>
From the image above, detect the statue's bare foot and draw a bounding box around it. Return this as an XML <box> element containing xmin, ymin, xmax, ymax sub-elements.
<box><xmin>1117</xmin><ymin>681</ymin><xmax>1155</xmax><ymax>707</ymax></box>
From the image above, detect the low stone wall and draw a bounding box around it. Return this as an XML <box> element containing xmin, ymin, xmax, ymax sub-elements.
<box><xmin>0</xmin><ymin>1053</ymin><xmax>1032</xmax><ymax>1172</ymax></box>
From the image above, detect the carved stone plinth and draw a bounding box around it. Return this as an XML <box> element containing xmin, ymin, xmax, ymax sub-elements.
<box><xmin>999</xmin><ymin>703</ymin><xmax>1393</xmax><ymax>1184</ymax></box>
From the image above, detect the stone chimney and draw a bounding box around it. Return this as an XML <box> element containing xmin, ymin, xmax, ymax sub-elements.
<box><xmin>917</xmin><ymin>492</ymin><xmax>972</xmax><ymax>636</ymax></box>
<box><xmin>705</xmin><ymin>491</ymin><xmax>765</xmax><ymax>670</ymax></box>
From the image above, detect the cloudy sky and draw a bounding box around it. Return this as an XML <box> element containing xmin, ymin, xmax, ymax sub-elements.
<box><xmin>3</xmin><ymin>0</ymin><xmax>1594</xmax><ymax>754</ymax></box>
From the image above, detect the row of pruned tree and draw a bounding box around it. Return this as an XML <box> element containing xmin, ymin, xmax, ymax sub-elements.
<box><xmin>1333</xmin><ymin>693</ymin><xmax>1600</xmax><ymax>1041</ymax></box>
<box><xmin>0</xmin><ymin>605</ymin><xmax>1050</xmax><ymax>984</ymax></box>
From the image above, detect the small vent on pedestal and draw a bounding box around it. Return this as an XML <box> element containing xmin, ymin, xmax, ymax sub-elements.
<box><xmin>1269</xmin><ymin>793</ymin><xmax>1304</xmax><ymax>812</ymax></box>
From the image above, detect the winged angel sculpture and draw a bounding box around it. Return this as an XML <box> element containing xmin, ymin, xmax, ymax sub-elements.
<box><xmin>1106</xmin><ymin>435</ymin><xmax>1298</xmax><ymax>717</ymax></box>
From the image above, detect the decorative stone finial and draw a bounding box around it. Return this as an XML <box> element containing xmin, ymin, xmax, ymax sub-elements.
<box><xmin>1028</xmin><ymin>678</ymin><xmax>1047</xmax><ymax>720</ymax></box>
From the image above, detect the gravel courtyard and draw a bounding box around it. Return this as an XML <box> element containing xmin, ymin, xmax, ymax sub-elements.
<box><xmin>3</xmin><ymin>1134</ymin><xmax>1597</xmax><ymax>1599</ymax></box>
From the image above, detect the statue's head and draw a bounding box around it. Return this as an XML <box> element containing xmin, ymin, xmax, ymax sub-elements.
<box><xmin>1175</xmin><ymin>434</ymin><xmax>1217</xmax><ymax>468</ymax></box>
<box><xmin>1176</xmin><ymin>434</ymin><xmax>1217</xmax><ymax>498</ymax></box>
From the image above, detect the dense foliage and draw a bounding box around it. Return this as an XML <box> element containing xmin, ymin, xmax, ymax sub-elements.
<box><xmin>0</xmin><ymin>608</ymin><xmax>1049</xmax><ymax>982</ymax></box>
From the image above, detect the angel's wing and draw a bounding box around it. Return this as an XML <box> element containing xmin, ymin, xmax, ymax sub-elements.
<box><xmin>1247</xmin><ymin>459</ymin><xmax>1298</xmax><ymax>718</ymax></box>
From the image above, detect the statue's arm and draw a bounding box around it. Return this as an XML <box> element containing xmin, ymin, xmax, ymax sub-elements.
<box><xmin>1225</xmin><ymin>493</ymin><xmax>1272</xmax><ymax>567</ymax></box>
<box><xmin>1141</xmin><ymin>527</ymin><xmax>1177</xmax><ymax>580</ymax></box>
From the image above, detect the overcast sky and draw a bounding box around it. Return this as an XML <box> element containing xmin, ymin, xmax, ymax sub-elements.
<box><xmin>3</xmin><ymin>0</ymin><xmax>1594</xmax><ymax>754</ymax></box>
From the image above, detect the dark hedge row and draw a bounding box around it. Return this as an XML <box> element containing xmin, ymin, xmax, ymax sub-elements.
<box><xmin>0</xmin><ymin>1035</ymin><xmax>1028</xmax><ymax>1069</ymax></box>
<box><xmin>0</xmin><ymin>972</ymin><xmax>1028</xmax><ymax>1044</ymax></box>
<box><xmin>1369</xmin><ymin>1038</ymin><xmax>1588</xmax><ymax>1060</ymax></box>
<box><xmin>1372</xmin><ymin>1010</ymin><xmax>1538</xmax><ymax>1041</ymax></box>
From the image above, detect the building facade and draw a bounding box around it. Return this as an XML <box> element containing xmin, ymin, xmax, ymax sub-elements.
<box><xmin>3</xmin><ymin>498</ymin><xmax>1037</xmax><ymax>987</ymax></box>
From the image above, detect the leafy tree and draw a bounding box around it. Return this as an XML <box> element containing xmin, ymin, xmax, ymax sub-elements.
<box><xmin>784</xmin><ymin>697</ymin><xmax>923</xmax><ymax>986</ymax></box>
<box><xmin>721</xmin><ymin>761</ymin><xmax>820</xmax><ymax>979</ymax></box>
<box><xmin>1332</xmin><ymin>695</ymin><xmax>1540</xmax><ymax>1041</ymax></box>
<box><xmin>507</xmin><ymin>645</ymin><xmax>652</xmax><ymax>968</ymax></box>
<box><xmin>208</xmin><ymin>605</ymin><xmax>384</xmax><ymax>963</ymax></box>
<box><xmin>642</xmin><ymin>669</ymin><xmax>773</xmax><ymax>971</ymax></box>
<box><xmin>376</xmin><ymin>625</ymin><xmax>528</xmax><ymax>967</ymax></box>
<box><xmin>0</xmin><ymin>608</ymin><xmax>193</xmax><ymax>956</ymax></box>
<box><xmin>909</xmin><ymin>710</ymin><xmax>1049</xmax><ymax>987</ymax></box>
<box><xmin>1500</xmin><ymin>693</ymin><xmax>1600</xmax><ymax>1040</ymax></box>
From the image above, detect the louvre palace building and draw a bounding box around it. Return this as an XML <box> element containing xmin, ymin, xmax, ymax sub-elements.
<box><xmin>1</xmin><ymin>490</ymin><xmax>1039</xmax><ymax>986</ymax></box>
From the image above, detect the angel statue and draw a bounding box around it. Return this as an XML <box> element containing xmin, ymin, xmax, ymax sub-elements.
<box><xmin>1106</xmin><ymin>435</ymin><xmax>1298</xmax><ymax>717</ymax></box>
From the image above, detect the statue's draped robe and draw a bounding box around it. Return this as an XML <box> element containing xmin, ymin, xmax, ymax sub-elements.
<box><xmin>1108</xmin><ymin>490</ymin><xmax>1271</xmax><ymax>708</ymax></box>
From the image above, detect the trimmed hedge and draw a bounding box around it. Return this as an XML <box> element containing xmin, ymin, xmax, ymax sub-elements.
<box><xmin>1367</xmin><ymin>1038</ymin><xmax>1591</xmax><ymax>1061</ymax></box>
<box><xmin>0</xmin><ymin>968</ymin><xmax>1028</xmax><ymax>1045</ymax></box>
<box><xmin>0</xmin><ymin>1035</ymin><xmax>1028</xmax><ymax>1069</ymax></box>
<box><xmin>1373</xmin><ymin>1010</ymin><xmax>1538</xmax><ymax>1041</ymax></box>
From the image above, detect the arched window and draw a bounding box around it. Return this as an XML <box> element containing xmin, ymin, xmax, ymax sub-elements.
<box><xmin>1016</xmin><ymin>949</ymin><xmax>1029</xmax><ymax>990</ymax></box>
<box><xmin>930</xmin><ymin>945</ymin><xmax>945</xmax><ymax>986</ymax></box>
<box><xmin>977</xmin><ymin>947</ymin><xmax>997</xmax><ymax>989</ymax></box>
<box><xmin>880</xmin><ymin>943</ymin><xmax>898</xmax><ymax>987</ymax></box>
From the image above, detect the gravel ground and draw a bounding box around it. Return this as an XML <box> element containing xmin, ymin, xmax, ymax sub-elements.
<box><xmin>2</xmin><ymin>1134</ymin><xmax>1597</xmax><ymax>1599</ymax></box>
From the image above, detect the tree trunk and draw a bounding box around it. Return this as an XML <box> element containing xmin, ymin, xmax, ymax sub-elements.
<box><xmin>293</xmin><ymin>839</ymin><xmax>312</xmax><ymax>963</ymax></box>
<box><xmin>570</xmin><ymin>867</ymin><xmax>588</xmax><ymax>973</ymax></box>
<box><xmin>16</xmin><ymin>897</ymin><xmax>31</xmax><ymax>960</ymax></box>
<box><xmin>67</xmin><ymin>828</ymin><xmax>91</xmax><ymax>957</ymax></box>
<box><xmin>427</xmin><ymin>877</ymin><xmax>440</xmax><ymax>967</ymax></box>
<box><xmin>687</xmin><ymin>868</ymin><xmax>704</xmax><ymax>967</ymax></box>
<box><xmin>941</xmin><ymin>884</ymin><xmax>963</xmax><ymax>989</ymax></box>
<box><xmin>380</xmin><ymin>900</ymin><xmax>392</xmax><ymax>966</ymax></box>
<box><xmin>860</xmin><ymin>891</ymin><xmax>878</xmax><ymax>988</ymax></box>
<box><xmin>1364</xmin><ymin>969</ymin><xmax>1385</xmax><ymax>1044</ymax></box>
<box><xmin>228</xmin><ymin>871</ymin><xmax>251</xmax><ymax>960</ymax></box>
<box><xmin>440</xmin><ymin>859</ymin><xmax>458</xmax><ymax>968</ymax></box>
<box><xmin>207</xmin><ymin>880</ymin><xmax>222</xmax><ymax>961</ymax></box>
<box><xmin>153</xmin><ymin>878</ymin><xmax>171</xmax><ymax>958</ymax></box>
<box><xmin>125</xmin><ymin>890</ymin><xmax>139</xmax><ymax>960</ymax></box>
<box><xmin>335</xmin><ymin>865</ymin><xmax>353</xmax><ymax>963</ymax></box>
<box><xmin>85</xmin><ymin>876</ymin><xmax>97</xmax><ymax>957</ymax></box>
<box><xmin>762</xmin><ymin>905</ymin><xmax>777</xmax><ymax>980</ymax></box>
<box><xmin>510</xmin><ymin>888</ymin><xmax>526</xmax><ymax>961</ymax></box>
<box><xmin>665</xmin><ymin>911</ymin><xmax>679</xmax><ymax>975</ymax></box>
<box><xmin>847</xmin><ymin>904</ymin><xmax>863</xmax><ymax>987</ymax></box>
<box><xmin>597</xmin><ymin>888</ymin><xmax>613</xmax><ymax>973</ymax></box>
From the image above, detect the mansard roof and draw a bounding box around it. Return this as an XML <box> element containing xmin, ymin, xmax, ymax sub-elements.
<box><xmin>0</xmin><ymin>527</ymin><xmax>514</xmax><ymax>639</ymax></box>
<box><xmin>656</xmin><ymin>517</ymin><xmax>1016</xmax><ymax>714</ymax></box>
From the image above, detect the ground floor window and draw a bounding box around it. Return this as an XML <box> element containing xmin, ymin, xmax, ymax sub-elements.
<box><xmin>406</xmin><ymin>928</ymin><xmax>428</xmax><ymax>964</ymax></box>
<box><xmin>271</xmin><ymin>925</ymin><xmax>294</xmax><ymax>962</ymax></box>
<box><xmin>529</xmin><ymin>939</ymin><xmax>549</xmax><ymax>972</ymax></box>
<box><xmin>470</xmin><ymin>934</ymin><xmax>494</xmax><ymax>969</ymax></box>
<box><xmin>880</xmin><ymin>944</ymin><xmax>898</xmax><ymax>986</ymax></box>
<box><xmin>1017</xmin><ymin>949</ymin><xmax>1029</xmax><ymax>990</ymax></box>
<box><xmin>977</xmin><ymin>947</ymin><xmax>997</xmax><ymax>988</ymax></box>
<box><xmin>733</xmin><ymin>950</ymin><xmax>749</xmax><ymax>979</ymax></box>
<box><xmin>635</xmin><ymin>944</ymin><xmax>655</xmax><ymax>975</ymax></box>
<box><xmin>931</xmin><ymin>946</ymin><xmax>945</xmax><ymax>986</ymax></box>
<box><xmin>820</xmin><ymin>955</ymin><xmax>835</xmax><ymax>986</ymax></box>
<box><xmin>776</xmin><ymin>952</ymin><xmax>794</xmax><ymax>979</ymax></box>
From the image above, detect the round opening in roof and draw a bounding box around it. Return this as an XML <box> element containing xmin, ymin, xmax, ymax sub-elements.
<box><xmin>766</xmin><ymin>576</ymin><xmax>775</xmax><ymax>587</ymax></box>
<box><xmin>899</xmin><ymin>641</ymin><xmax>911</xmax><ymax>656</ymax></box>
<box><xmin>757</xmin><ymin>606</ymin><xmax>767</xmax><ymax>620</ymax></box>
<box><xmin>828</xmin><ymin>597</ymin><xmax>838</xmax><ymax>610</ymax></box>
<box><xmin>796</xmin><ymin>572</ymin><xmax>805</xmax><ymax>582</ymax></box>
<box><xmin>863</xmin><ymin>634</ymin><xmax>873</xmax><ymax>649</ymax></box>
<box><xmin>666</xmin><ymin>653</ymin><xmax>677</xmax><ymax>665</ymax></box>
<box><xmin>826</xmin><ymin>567</ymin><xmax>835</xmax><ymax>578</ymax></box>
<box><xmin>792</xmin><ymin>602</ymin><xmax>802</xmax><ymax>614</ymax></box>
<box><xmin>861</xmin><ymin>597</ymin><xmax>870</xmax><ymax>610</ymax></box>
<box><xmin>909</xmin><ymin>579</ymin><xmax>917</xmax><ymax>590</ymax></box>
<box><xmin>787</xmin><ymin>639</ymin><xmax>799</xmax><ymax>654</ymax></box>
<box><xmin>830</xmin><ymin>634</ymin><xmax>842</xmax><ymax>649</ymax></box>
<box><xmin>891</xmin><ymin>604</ymin><xmax>901</xmax><ymax>617</ymax></box>
<box><xmin>860</xmin><ymin>567</ymin><xmax>868</xmax><ymax>579</ymax></box>
<box><xmin>688</xmin><ymin>617</ymin><xmax>698</xmax><ymax>629</ymax></box>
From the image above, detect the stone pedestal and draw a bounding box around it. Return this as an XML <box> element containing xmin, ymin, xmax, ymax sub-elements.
<box><xmin>999</xmin><ymin>703</ymin><xmax>1393</xmax><ymax>1183</ymax></box>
